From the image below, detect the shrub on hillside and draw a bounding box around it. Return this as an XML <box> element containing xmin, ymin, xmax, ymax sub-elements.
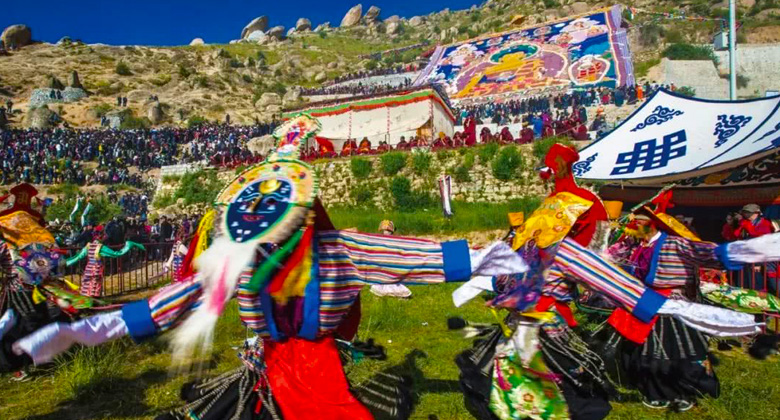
<box><xmin>187</xmin><ymin>115</ymin><xmax>208</xmax><ymax>128</ymax></box>
<box><xmin>639</xmin><ymin>23</ymin><xmax>664</xmax><ymax>47</ymax></box>
<box><xmin>462</xmin><ymin>151</ymin><xmax>476</xmax><ymax>170</ymax></box>
<box><xmin>477</xmin><ymin>143</ymin><xmax>500</xmax><ymax>165</ymax></box>
<box><xmin>676</xmin><ymin>86</ymin><xmax>697</xmax><ymax>98</ymax></box>
<box><xmin>436</xmin><ymin>149</ymin><xmax>453</xmax><ymax>162</ymax></box>
<box><xmin>90</xmin><ymin>103</ymin><xmax>113</xmax><ymax>118</ymax></box>
<box><xmin>115</xmin><ymin>61</ymin><xmax>132</xmax><ymax>76</ymax></box>
<box><xmin>120</xmin><ymin>115</ymin><xmax>151</xmax><ymax>130</ymax></box>
<box><xmin>178</xmin><ymin>65</ymin><xmax>193</xmax><ymax>79</ymax></box>
<box><xmin>350</xmin><ymin>157</ymin><xmax>373</xmax><ymax>179</ymax></box>
<box><xmin>662</xmin><ymin>43</ymin><xmax>717</xmax><ymax>64</ymax></box>
<box><xmin>47</xmin><ymin>182</ymin><xmax>81</xmax><ymax>198</ymax></box>
<box><xmin>389</xmin><ymin>176</ymin><xmax>434</xmax><ymax>211</ymax></box>
<box><xmin>174</xmin><ymin>170</ymin><xmax>224</xmax><ymax>206</ymax></box>
<box><xmin>450</xmin><ymin>164</ymin><xmax>471</xmax><ymax>183</ymax></box>
<box><xmin>380</xmin><ymin>152</ymin><xmax>407</xmax><ymax>176</ymax></box>
<box><xmin>411</xmin><ymin>151</ymin><xmax>432</xmax><ymax>175</ymax></box>
<box><xmin>350</xmin><ymin>183</ymin><xmax>374</xmax><ymax>207</ymax></box>
<box><xmin>533</xmin><ymin>137</ymin><xmax>574</xmax><ymax>162</ymax></box>
<box><xmin>47</xmin><ymin>196</ymin><xmax>122</xmax><ymax>225</ymax></box>
<box><xmin>492</xmin><ymin>146</ymin><xmax>524</xmax><ymax>181</ymax></box>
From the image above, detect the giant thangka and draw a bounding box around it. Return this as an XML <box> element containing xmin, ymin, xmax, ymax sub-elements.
<box><xmin>574</xmin><ymin>89</ymin><xmax>780</xmax><ymax>185</ymax></box>
<box><xmin>414</xmin><ymin>6</ymin><xmax>634</xmax><ymax>103</ymax></box>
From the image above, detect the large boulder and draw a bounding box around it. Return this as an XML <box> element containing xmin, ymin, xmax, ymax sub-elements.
<box><xmin>570</xmin><ymin>2</ymin><xmax>590</xmax><ymax>15</ymax></box>
<box><xmin>314</xmin><ymin>72</ymin><xmax>327</xmax><ymax>83</ymax></box>
<box><xmin>246</xmin><ymin>30</ymin><xmax>267</xmax><ymax>43</ymax></box>
<box><xmin>247</xmin><ymin>135</ymin><xmax>276</xmax><ymax>156</ymax></box>
<box><xmin>255</xmin><ymin>92</ymin><xmax>281</xmax><ymax>109</ymax></box>
<box><xmin>386</xmin><ymin>21</ymin><xmax>401</xmax><ymax>35</ymax></box>
<box><xmin>68</xmin><ymin>70</ymin><xmax>82</xmax><ymax>89</ymax></box>
<box><xmin>287</xmin><ymin>28</ymin><xmax>296</xmax><ymax>38</ymax></box>
<box><xmin>26</xmin><ymin>106</ymin><xmax>58</xmax><ymax>129</ymax></box>
<box><xmin>267</xmin><ymin>26</ymin><xmax>286</xmax><ymax>40</ymax></box>
<box><xmin>365</xmin><ymin>6</ymin><xmax>381</xmax><ymax>22</ymax></box>
<box><xmin>283</xmin><ymin>87</ymin><xmax>301</xmax><ymax>105</ymax></box>
<box><xmin>315</xmin><ymin>22</ymin><xmax>331</xmax><ymax>32</ymax></box>
<box><xmin>1</xmin><ymin>25</ymin><xmax>32</xmax><ymax>49</ymax></box>
<box><xmin>341</xmin><ymin>4</ymin><xmax>363</xmax><ymax>27</ymax></box>
<box><xmin>409</xmin><ymin>16</ymin><xmax>425</xmax><ymax>27</ymax></box>
<box><xmin>384</xmin><ymin>15</ymin><xmax>400</xmax><ymax>23</ymax></box>
<box><xmin>147</xmin><ymin>102</ymin><xmax>164</xmax><ymax>124</ymax></box>
<box><xmin>189</xmin><ymin>38</ymin><xmax>204</xmax><ymax>46</ymax></box>
<box><xmin>296</xmin><ymin>18</ymin><xmax>312</xmax><ymax>32</ymax></box>
<box><xmin>241</xmin><ymin>16</ymin><xmax>269</xmax><ymax>39</ymax></box>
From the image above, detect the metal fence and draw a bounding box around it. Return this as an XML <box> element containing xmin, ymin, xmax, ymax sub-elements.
<box><xmin>61</xmin><ymin>241</ymin><xmax>175</xmax><ymax>297</ymax></box>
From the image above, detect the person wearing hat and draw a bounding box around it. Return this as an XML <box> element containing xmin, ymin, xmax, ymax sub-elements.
<box><xmin>606</xmin><ymin>202</ymin><xmax>780</xmax><ymax>411</ymax></box>
<box><xmin>369</xmin><ymin>220</ymin><xmax>413</xmax><ymax>299</ymax></box>
<box><xmin>735</xmin><ymin>203</ymin><xmax>773</xmax><ymax>239</ymax></box>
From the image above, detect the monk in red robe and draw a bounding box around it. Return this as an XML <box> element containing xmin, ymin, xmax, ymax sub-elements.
<box><xmin>499</xmin><ymin>127</ymin><xmax>514</xmax><ymax>144</ymax></box>
<box><xmin>518</xmin><ymin>123</ymin><xmax>535</xmax><ymax>144</ymax></box>
<box><xmin>463</xmin><ymin>116</ymin><xmax>477</xmax><ymax>146</ymax></box>
<box><xmin>377</xmin><ymin>141</ymin><xmax>391</xmax><ymax>153</ymax></box>
<box><xmin>480</xmin><ymin>127</ymin><xmax>492</xmax><ymax>143</ymax></box>
<box><xmin>340</xmin><ymin>139</ymin><xmax>357</xmax><ymax>157</ymax></box>
<box><xmin>358</xmin><ymin>137</ymin><xmax>372</xmax><ymax>155</ymax></box>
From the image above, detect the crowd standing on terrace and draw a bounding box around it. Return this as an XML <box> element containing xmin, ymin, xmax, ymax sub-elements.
<box><xmin>322</xmin><ymin>64</ymin><xmax>420</xmax><ymax>86</ymax></box>
<box><xmin>0</xmin><ymin>123</ymin><xmax>276</xmax><ymax>185</ymax></box>
<box><xmin>300</xmin><ymin>77</ymin><xmax>414</xmax><ymax>97</ymax></box>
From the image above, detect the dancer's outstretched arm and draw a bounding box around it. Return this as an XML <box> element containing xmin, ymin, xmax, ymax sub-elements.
<box><xmin>12</xmin><ymin>275</ymin><xmax>204</xmax><ymax>364</ymax></box>
<box><xmin>317</xmin><ymin>230</ymin><xmax>526</xmax><ymax>286</ymax></box>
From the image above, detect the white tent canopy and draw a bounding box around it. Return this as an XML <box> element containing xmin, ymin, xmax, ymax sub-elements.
<box><xmin>283</xmin><ymin>88</ymin><xmax>455</xmax><ymax>148</ymax></box>
<box><xmin>574</xmin><ymin>89</ymin><xmax>780</xmax><ymax>184</ymax></box>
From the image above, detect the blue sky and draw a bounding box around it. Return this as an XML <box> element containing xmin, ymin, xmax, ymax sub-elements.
<box><xmin>2</xmin><ymin>1</ymin><xmax>478</xmax><ymax>46</ymax></box>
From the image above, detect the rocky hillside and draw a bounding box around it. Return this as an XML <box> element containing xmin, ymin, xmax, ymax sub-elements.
<box><xmin>1</xmin><ymin>0</ymin><xmax>779</xmax><ymax>129</ymax></box>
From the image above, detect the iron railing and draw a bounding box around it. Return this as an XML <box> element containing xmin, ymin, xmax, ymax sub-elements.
<box><xmin>61</xmin><ymin>241</ymin><xmax>175</xmax><ymax>297</ymax></box>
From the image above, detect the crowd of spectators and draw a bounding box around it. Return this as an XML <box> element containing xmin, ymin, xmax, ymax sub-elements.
<box><xmin>301</xmin><ymin>78</ymin><xmax>413</xmax><ymax>97</ymax></box>
<box><xmin>51</xmin><ymin>209</ymin><xmax>201</xmax><ymax>249</ymax></box>
<box><xmin>323</xmin><ymin>64</ymin><xmax>420</xmax><ymax>87</ymax></box>
<box><xmin>178</xmin><ymin>123</ymin><xmax>272</xmax><ymax>168</ymax></box>
<box><xmin>0</xmin><ymin>122</ymin><xmax>277</xmax><ymax>185</ymax></box>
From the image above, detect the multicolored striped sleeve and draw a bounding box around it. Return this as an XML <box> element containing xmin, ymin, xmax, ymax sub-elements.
<box><xmin>121</xmin><ymin>276</ymin><xmax>203</xmax><ymax>342</ymax></box>
<box><xmin>651</xmin><ymin>236</ymin><xmax>722</xmax><ymax>288</ymax></box>
<box><xmin>317</xmin><ymin>230</ymin><xmax>471</xmax><ymax>285</ymax></box>
<box><xmin>554</xmin><ymin>238</ymin><xmax>666</xmax><ymax>323</ymax></box>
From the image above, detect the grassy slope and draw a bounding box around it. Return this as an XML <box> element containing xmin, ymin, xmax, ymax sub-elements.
<box><xmin>1</xmin><ymin>284</ymin><xmax>780</xmax><ymax>420</ymax></box>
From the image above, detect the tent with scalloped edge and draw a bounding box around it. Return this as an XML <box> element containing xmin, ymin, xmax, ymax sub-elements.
<box><xmin>282</xmin><ymin>86</ymin><xmax>455</xmax><ymax>150</ymax></box>
<box><xmin>573</xmin><ymin>89</ymin><xmax>780</xmax><ymax>185</ymax></box>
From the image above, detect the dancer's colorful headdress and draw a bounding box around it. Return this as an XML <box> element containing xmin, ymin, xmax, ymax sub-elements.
<box><xmin>172</xmin><ymin>115</ymin><xmax>323</xmax><ymax>360</ymax></box>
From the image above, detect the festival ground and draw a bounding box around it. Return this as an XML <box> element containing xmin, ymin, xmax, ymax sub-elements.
<box><xmin>1</xmin><ymin>279</ymin><xmax>779</xmax><ymax>420</ymax></box>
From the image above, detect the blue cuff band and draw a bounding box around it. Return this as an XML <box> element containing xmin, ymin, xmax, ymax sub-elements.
<box><xmin>715</xmin><ymin>243</ymin><xmax>743</xmax><ymax>271</ymax></box>
<box><xmin>632</xmin><ymin>289</ymin><xmax>667</xmax><ymax>323</ymax></box>
<box><xmin>442</xmin><ymin>240</ymin><xmax>471</xmax><ymax>282</ymax></box>
<box><xmin>121</xmin><ymin>300</ymin><xmax>157</xmax><ymax>343</ymax></box>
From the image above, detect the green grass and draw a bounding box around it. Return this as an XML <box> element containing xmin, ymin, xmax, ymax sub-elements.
<box><xmin>634</xmin><ymin>57</ymin><xmax>661</xmax><ymax>79</ymax></box>
<box><xmin>3</xmin><ymin>288</ymin><xmax>780</xmax><ymax>420</ymax></box>
<box><xmin>327</xmin><ymin>198</ymin><xmax>542</xmax><ymax>235</ymax></box>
